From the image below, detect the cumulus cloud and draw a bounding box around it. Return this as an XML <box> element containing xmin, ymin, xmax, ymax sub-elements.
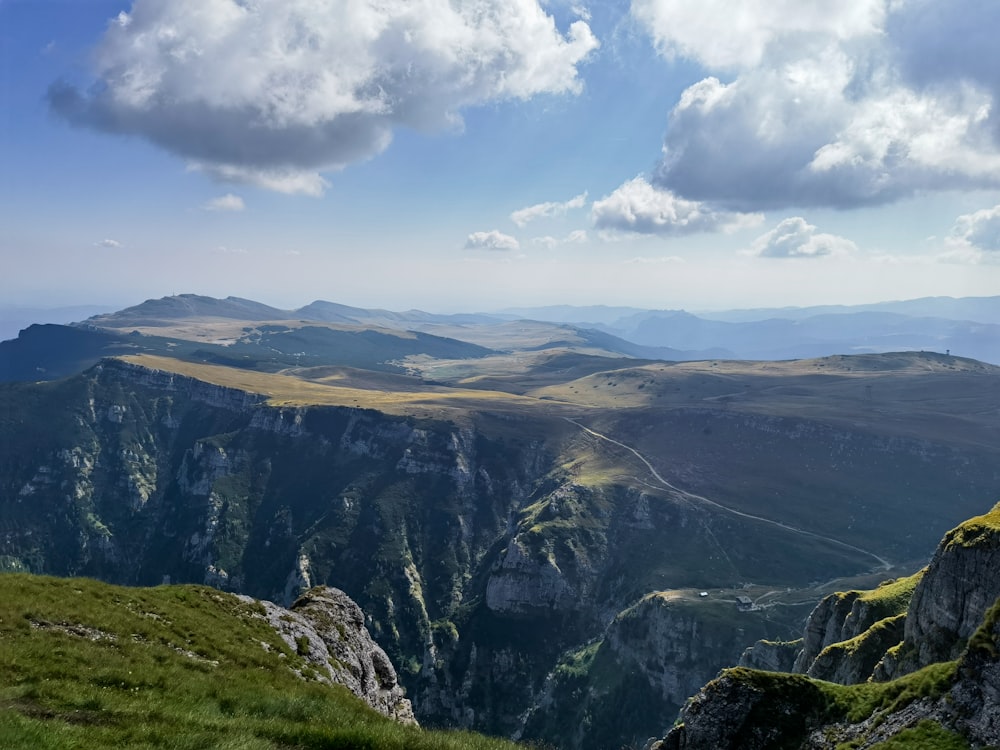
<box><xmin>95</xmin><ymin>238</ymin><xmax>122</xmax><ymax>248</ymax></box>
<box><xmin>749</xmin><ymin>217</ymin><xmax>858</xmax><ymax>258</ymax></box>
<box><xmin>465</xmin><ymin>230</ymin><xmax>520</xmax><ymax>251</ymax></box>
<box><xmin>633</xmin><ymin>0</ymin><xmax>1000</xmax><ymax>210</ymax></box>
<box><xmin>591</xmin><ymin>177</ymin><xmax>762</xmax><ymax>236</ymax></box>
<box><xmin>203</xmin><ymin>193</ymin><xmax>245</xmax><ymax>212</ymax></box>
<box><xmin>531</xmin><ymin>229</ymin><xmax>588</xmax><ymax>248</ymax></box>
<box><xmin>632</xmin><ymin>0</ymin><xmax>885</xmax><ymax>70</ymax></box>
<box><xmin>949</xmin><ymin>204</ymin><xmax>1000</xmax><ymax>253</ymax></box>
<box><xmin>511</xmin><ymin>192</ymin><xmax>588</xmax><ymax>227</ymax></box>
<box><xmin>50</xmin><ymin>0</ymin><xmax>598</xmax><ymax>195</ymax></box>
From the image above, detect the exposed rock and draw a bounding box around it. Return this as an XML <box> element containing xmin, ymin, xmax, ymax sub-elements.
<box><xmin>784</xmin><ymin>572</ymin><xmax>920</xmax><ymax>682</ymax></box>
<box><xmin>659</xmin><ymin>670</ymin><xmax>825</xmax><ymax>750</ymax></box>
<box><xmin>651</xmin><ymin>504</ymin><xmax>1000</xmax><ymax>750</ymax></box>
<box><xmin>486</xmin><ymin>536</ymin><xmax>576</xmax><ymax>615</ymax></box>
<box><xmin>879</xmin><ymin>507</ymin><xmax>1000</xmax><ymax>680</ymax></box>
<box><xmin>806</xmin><ymin>614</ymin><xmax>905</xmax><ymax>684</ymax></box>
<box><xmin>738</xmin><ymin>638</ymin><xmax>801</xmax><ymax>672</ymax></box>
<box><xmin>245</xmin><ymin>585</ymin><xmax>417</xmax><ymax>725</ymax></box>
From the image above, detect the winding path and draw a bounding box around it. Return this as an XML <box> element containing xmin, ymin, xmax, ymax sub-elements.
<box><xmin>564</xmin><ymin>417</ymin><xmax>891</xmax><ymax>571</ymax></box>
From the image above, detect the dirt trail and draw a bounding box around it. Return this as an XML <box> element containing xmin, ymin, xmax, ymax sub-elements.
<box><xmin>565</xmin><ymin>418</ymin><xmax>891</xmax><ymax>571</ymax></box>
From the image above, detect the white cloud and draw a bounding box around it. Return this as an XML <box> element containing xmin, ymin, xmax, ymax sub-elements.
<box><xmin>203</xmin><ymin>193</ymin><xmax>245</xmax><ymax>212</ymax></box>
<box><xmin>946</xmin><ymin>204</ymin><xmax>1000</xmax><ymax>260</ymax></box>
<box><xmin>533</xmin><ymin>236</ymin><xmax>559</xmax><ymax>249</ymax></box>
<box><xmin>531</xmin><ymin>229</ymin><xmax>588</xmax><ymax>248</ymax></box>
<box><xmin>633</xmin><ymin>0</ymin><xmax>1000</xmax><ymax>210</ymax></box>
<box><xmin>591</xmin><ymin>176</ymin><xmax>763</xmax><ymax>236</ymax></box>
<box><xmin>95</xmin><ymin>238</ymin><xmax>122</xmax><ymax>248</ymax></box>
<box><xmin>631</xmin><ymin>0</ymin><xmax>885</xmax><ymax>70</ymax></box>
<box><xmin>465</xmin><ymin>230</ymin><xmax>520</xmax><ymax>251</ymax></box>
<box><xmin>510</xmin><ymin>192</ymin><xmax>588</xmax><ymax>227</ymax></box>
<box><xmin>749</xmin><ymin>217</ymin><xmax>858</xmax><ymax>258</ymax></box>
<box><xmin>215</xmin><ymin>245</ymin><xmax>248</xmax><ymax>254</ymax></box>
<box><xmin>49</xmin><ymin>0</ymin><xmax>598</xmax><ymax>195</ymax></box>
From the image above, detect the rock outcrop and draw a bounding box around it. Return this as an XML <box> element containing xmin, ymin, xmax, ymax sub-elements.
<box><xmin>876</xmin><ymin>507</ymin><xmax>1000</xmax><ymax>680</ymax></box>
<box><xmin>650</xmin><ymin>502</ymin><xmax>1000</xmax><ymax>749</ymax></box>
<box><xmin>738</xmin><ymin>638</ymin><xmax>801</xmax><ymax>673</ymax></box>
<box><xmin>791</xmin><ymin>571</ymin><xmax>920</xmax><ymax>681</ymax></box>
<box><xmin>247</xmin><ymin>586</ymin><xmax>416</xmax><ymax>725</ymax></box>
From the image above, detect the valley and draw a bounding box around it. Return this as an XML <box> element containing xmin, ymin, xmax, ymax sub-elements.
<box><xmin>1</xmin><ymin>295</ymin><xmax>999</xmax><ymax>748</ymax></box>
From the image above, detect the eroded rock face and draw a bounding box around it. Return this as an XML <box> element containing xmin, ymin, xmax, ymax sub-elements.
<box><xmin>883</xmin><ymin>516</ymin><xmax>1000</xmax><ymax>680</ymax></box>
<box><xmin>738</xmin><ymin>639</ymin><xmax>801</xmax><ymax>673</ymax></box>
<box><xmin>950</xmin><ymin>606</ymin><xmax>1000</xmax><ymax>747</ymax></box>
<box><xmin>806</xmin><ymin>614</ymin><xmax>905</xmax><ymax>685</ymax></box>
<box><xmin>793</xmin><ymin>591</ymin><xmax>862</xmax><ymax>673</ymax></box>
<box><xmin>656</xmin><ymin>671</ymin><xmax>823</xmax><ymax>750</ymax></box>
<box><xmin>649</xmin><ymin>505</ymin><xmax>1000</xmax><ymax>750</ymax></box>
<box><xmin>246</xmin><ymin>586</ymin><xmax>417</xmax><ymax>725</ymax></box>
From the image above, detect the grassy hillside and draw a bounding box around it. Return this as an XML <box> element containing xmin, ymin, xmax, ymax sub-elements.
<box><xmin>0</xmin><ymin>574</ymin><xmax>523</xmax><ymax>750</ymax></box>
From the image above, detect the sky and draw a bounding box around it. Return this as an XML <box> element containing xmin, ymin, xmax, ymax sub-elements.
<box><xmin>2</xmin><ymin>0</ymin><xmax>1000</xmax><ymax>313</ymax></box>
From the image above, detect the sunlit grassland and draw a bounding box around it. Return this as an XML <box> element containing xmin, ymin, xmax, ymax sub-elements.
<box><xmin>0</xmin><ymin>574</ymin><xmax>527</xmax><ymax>750</ymax></box>
<box><xmin>118</xmin><ymin>354</ymin><xmax>552</xmax><ymax>416</ymax></box>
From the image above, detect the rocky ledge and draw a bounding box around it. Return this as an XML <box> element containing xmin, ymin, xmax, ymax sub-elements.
<box><xmin>244</xmin><ymin>585</ymin><xmax>416</xmax><ymax>725</ymax></box>
<box><xmin>649</xmin><ymin>501</ymin><xmax>1000</xmax><ymax>749</ymax></box>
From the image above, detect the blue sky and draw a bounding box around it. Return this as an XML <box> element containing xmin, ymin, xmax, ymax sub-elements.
<box><xmin>3</xmin><ymin>0</ymin><xmax>1000</xmax><ymax>312</ymax></box>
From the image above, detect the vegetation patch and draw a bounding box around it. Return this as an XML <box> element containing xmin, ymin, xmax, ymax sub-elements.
<box><xmin>944</xmin><ymin>502</ymin><xmax>1000</xmax><ymax>550</ymax></box>
<box><xmin>0</xmin><ymin>574</ymin><xmax>525</xmax><ymax>750</ymax></box>
<box><xmin>863</xmin><ymin>720</ymin><xmax>969</xmax><ymax>750</ymax></box>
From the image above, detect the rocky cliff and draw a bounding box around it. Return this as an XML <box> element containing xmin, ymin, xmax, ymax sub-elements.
<box><xmin>3</xmin><ymin>356</ymin><xmax>1000</xmax><ymax>748</ymax></box>
<box><xmin>247</xmin><ymin>585</ymin><xmax>416</xmax><ymax>724</ymax></box>
<box><xmin>651</xmin><ymin>502</ymin><xmax>1000</xmax><ymax>749</ymax></box>
<box><xmin>521</xmin><ymin>591</ymin><xmax>811</xmax><ymax>750</ymax></box>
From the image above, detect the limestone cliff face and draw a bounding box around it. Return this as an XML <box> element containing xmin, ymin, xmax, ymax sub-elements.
<box><xmin>0</xmin><ymin>358</ymin><xmax>546</xmax><ymax>733</ymax></box>
<box><xmin>738</xmin><ymin>639</ymin><xmax>801</xmax><ymax>673</ymax></box>
<box><xmin>792</xmin><ymin>590</ymin><xmax>864</xmax><ymax>674</ymax></box>
<box><xmin>876</xmin><ymin>509</ymin><xmax>1000</xmax><ymax>680</ymax></box>
<box><xmin>778</xmin><ymin>572</ymin><xmax>920</xmax><ymax>684</ymax></box>
<box><xmin>651</xmin><ymin>504</ymin><xmax>1000</xmax><ymax>750</ymax></box>
<box><xmin>605</xmin><ymin>594</ymin><xmax>768</xmax><ymax>709</ymax></box>
<box><xmin>247</xmin><ymin>586</ymin><xmax>416</xmax><ymax>725</ymax></box>
<box><xmin>806</xmin><ymin>613</ymin><xmax>906</xmax><ymax>685</ymax></box>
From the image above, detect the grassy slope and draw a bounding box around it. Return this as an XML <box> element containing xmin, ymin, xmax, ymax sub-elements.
<box><xmin>0</xmin><ymin>574</ymin><xmax>524</xmax><ymax>750</ymax></box>
<box><xmin>119</xmin><ymin>354</ymin><xmax>548</xmax><ymax>417</ymax></box>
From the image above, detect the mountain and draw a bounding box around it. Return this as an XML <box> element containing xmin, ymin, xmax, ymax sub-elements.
<box><xmin>0</xmin><ymin>319</ymin><xmax>495</xmax><ymax>382</ymax></box>
<box><xmin>2</xmin><ymin>345</ymin><xmax>999</xmax><ymax>748</ymax></box>
<box><xmin>697</xmin><ymin>295</ymin><xmax>1000</xmax><ymax>324</ymax></box>
<box><xmin>483</xmin><ymin>297</ymin><xmax>1000</xmax><ymax>365</ymax></box>
<box><xmin>600</xmin><ymin>309</ymin><xmax>1000</xmax><ymax>363</ymax></box>
<box><xmin>85</xmin><ymin>294</ymin><xmax>289</xmax><ymax>325</ymax></box>
<box><xmin>0</xmin><ymin>303</ymin><xmax>117</xmax><ymax>344</ymax></box>
<box><xmin>0</xmin><ymin>295</ymin><xmax>722</xmax><ymax>385</ymax></box>
<box><xmin>651</xmin><ymin>503</ymin><xmax>1000</xmax><ymax>749</ymax></box>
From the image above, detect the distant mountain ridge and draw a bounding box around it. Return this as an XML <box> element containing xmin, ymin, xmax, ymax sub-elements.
<box><xmin>501</xmin><ymin>296</ymin><xmax>1000</xmax><ymax>364</ymax></box>
<box><xmin>80</xmin><ymin>292</ymin><xmax>1000</xmax><ymax>365</ymax></box>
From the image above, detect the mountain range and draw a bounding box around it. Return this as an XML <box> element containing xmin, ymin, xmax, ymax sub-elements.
<box><xmin>1</xmin><ymin>293</ymin><xmax>999</xmax><ymax>748</ymax></box>
<box><xmin>5</xmin><ymin>292</ymin><xmax>1000</xmax><ymax>367</ymax></box>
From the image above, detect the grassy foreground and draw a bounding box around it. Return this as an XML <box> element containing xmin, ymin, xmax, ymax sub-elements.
<box><xmin>0</xmin><ymin>574</ymin><xmax>525</xmax><ymax>750</ymax></box>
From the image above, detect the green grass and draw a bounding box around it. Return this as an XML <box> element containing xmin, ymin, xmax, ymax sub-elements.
<box><xmin>708</xmin><ymin>659</ymin><xmax>960</xmax><ymax>746</ymax></box>
<box><xmin>0</xmin><ymin>574</ymin><xmax>527</xmax><ymax>750</ymax></box>
<box><xmin>861</xmin><ymin>720</ymin><xmax>970</xmax><ymax>750</ymax></box>
<box><xmin>944</xmin><ymin>502</ymin><xmax>1000</xmax><ymax>550</ymax></box>
<box><xmin>856</xmin><ymin>571</ymin><xmax>923</xmax><ymax>612</ymax></box>
<box><xmin>819</xmin><ymin>660</ymin><xmax>958</xmax><ymax>723</ymax></box>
